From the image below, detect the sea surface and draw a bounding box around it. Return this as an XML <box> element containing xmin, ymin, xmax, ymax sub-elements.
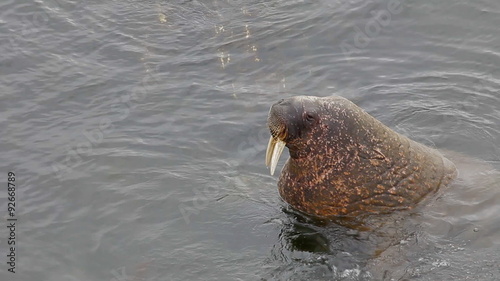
<box><xmin>0</xmin><ymin>0</ymin><xmax>499</xmax><ymax>280</ymax></box>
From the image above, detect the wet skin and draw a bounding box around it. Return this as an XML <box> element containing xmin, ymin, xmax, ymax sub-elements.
<box><xmin>266</xmin><ymin>96</ymin><xmax>457</xmax><ymax>218</ymax></box>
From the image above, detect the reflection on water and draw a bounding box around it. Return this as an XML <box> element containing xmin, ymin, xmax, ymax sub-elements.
<box><xmin>0</xmin><ymin>0</ymin><xmax>499</xmax><ymax>280</ymax></box>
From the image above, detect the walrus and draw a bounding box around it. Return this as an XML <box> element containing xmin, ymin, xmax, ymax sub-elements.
<box><xmin>265</xmin><ymin>96</ymin><xmax>457</xmax><ymax>218</ymax></box>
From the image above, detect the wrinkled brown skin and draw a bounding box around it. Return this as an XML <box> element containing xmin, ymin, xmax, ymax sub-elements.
<box><xmin>268</xmin><ymin>96</ymin><xmax>457</xmax><ymax>218</ymax></box>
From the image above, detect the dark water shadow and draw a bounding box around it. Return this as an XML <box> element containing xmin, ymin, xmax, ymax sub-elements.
<box><xmin>264</xmin><ymin>206</ymin><xmax>418</xmax><ymax>280</ymax></box>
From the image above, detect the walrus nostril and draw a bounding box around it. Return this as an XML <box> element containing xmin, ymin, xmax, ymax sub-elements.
<box><xmin>273</xmin><ymin>99</ymin><xmax>287</xmax><ymax>107</ymax></box>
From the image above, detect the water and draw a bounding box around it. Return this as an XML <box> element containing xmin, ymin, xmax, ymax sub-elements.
<box><xmin>0</xmin><ymin>0</ymin><xmax>499</xmax><ymax>280</ymax></box>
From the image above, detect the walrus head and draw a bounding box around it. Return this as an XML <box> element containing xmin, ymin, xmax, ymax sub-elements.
<box><xmin>266</xmin><ymin>96</ymin><xmax>347</xmax><ymax>175</ymax></box>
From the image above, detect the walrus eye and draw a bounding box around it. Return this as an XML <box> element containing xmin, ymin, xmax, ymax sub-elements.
<box><xmin>305</xmin><ymin>112</ymin><xmax>317</xmax><ymax>124</ymax></box>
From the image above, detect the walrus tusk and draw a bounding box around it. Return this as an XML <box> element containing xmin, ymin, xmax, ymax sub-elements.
<box><xmin>266</xmin><ymin>136</ymin><xmax>286</xmax><ymax>175</ymax></box>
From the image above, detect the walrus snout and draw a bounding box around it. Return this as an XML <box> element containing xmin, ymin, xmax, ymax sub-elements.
<box><xmin>267</xmin><ymin>101</ymin><xmax>290</xmax><ymax>141</ymax></box>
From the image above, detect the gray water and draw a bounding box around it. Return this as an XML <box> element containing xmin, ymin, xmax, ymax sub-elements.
<box><xmin>1</xmin><ymin>0</ymin><xmax>500</xmax><ymax>280</ymax></box>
